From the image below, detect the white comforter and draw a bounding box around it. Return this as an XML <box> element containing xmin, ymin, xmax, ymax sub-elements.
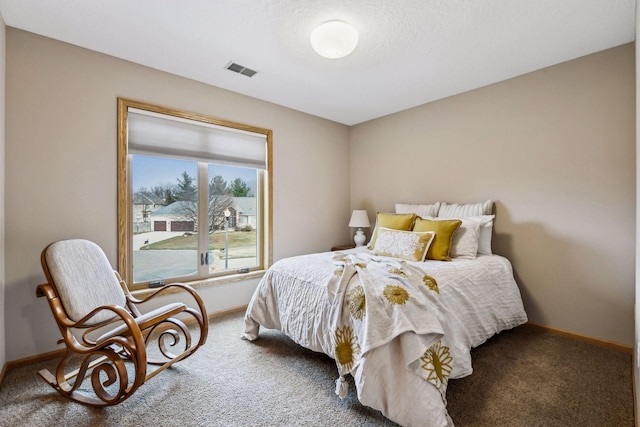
<box><xmin>242</xmin><ymin>247</ymin><xmax>527</xmax><ymax>426</ymax></box>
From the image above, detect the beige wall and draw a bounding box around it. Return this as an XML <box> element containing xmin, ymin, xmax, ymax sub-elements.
<box><xmin>350</xmin><ymin>43</ymin><xmax>635</xmax><ymax>345</ymax></box>
<box><xmin>0</xmin><ymin>16</ymin><xmax>6</xmax><ymax>371</ymax></box>
<box><xmin>635</xmin><ymin>1</ymin><xmax>639</xmax><ymax>413</ymax></box>
<box><xmin>4</xmin><ymin>29</ymin><xmax>350</xmax><ymax>361</ymax></box>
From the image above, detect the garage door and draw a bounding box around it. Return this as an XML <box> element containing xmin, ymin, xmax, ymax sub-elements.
<box><xmin>171</xmin><ymin>221</ymin><xmax>194</xmax><ymax>232</ymax></box>
<box><xmin>154</xmin><ymin>221</ymin><xmax>167</xmax><ymax>231</ymax></box>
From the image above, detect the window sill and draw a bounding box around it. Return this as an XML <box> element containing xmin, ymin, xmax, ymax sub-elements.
<box><xmin>130</xmin><ymin>270</ymin><xmax>266</xmax><ymax>299</ymax></box>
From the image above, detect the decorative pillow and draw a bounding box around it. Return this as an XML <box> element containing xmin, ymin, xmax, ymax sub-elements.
<box><xmin>412</xmin><ymin>218</ymin><xmax>462</xmax><ymax>261</ymax></box>
<box><xmin>395</xmin><ymin>202</ymin><xmax>441</xmax><ymax>218</ymax></box>
<box><xmin>465</xmin><ymin>215</ymin><xmax>494</xmax><ymax>255</ymax></box>
<box><xmin>438</xmin><ymin>200</ymin><xmax>493</xmax><ymax>218</ymax></box>
<box><xmin>438</xmin><ymin>215</ymin><xmax>494</xmax><ymax>255</ymax></box>
<box><xmin>368</xmin><ymin>212</ymin><xmax>416</xmax><ymax>250</ymax></box>
<box><xmin>449</xmin><ymin>219</ymin><xmax>481</xmax><ymax>259</ymax></box>
<box><xmin>372</xmin><ymin>227</ymin><xmax>435</xmax><ymax>262</ymax></box>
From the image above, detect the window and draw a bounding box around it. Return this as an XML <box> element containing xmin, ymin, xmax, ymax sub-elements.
<box><xmin>117</xmin><ymin>98</ymin><xmax>272</xmax><ymax>290</ymax></box>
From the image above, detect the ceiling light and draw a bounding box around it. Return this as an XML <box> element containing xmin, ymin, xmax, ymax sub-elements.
<box><xmin>310</xmin><ymin>21</ymin><xmax>358</xmax><ymax>59</ymax></box>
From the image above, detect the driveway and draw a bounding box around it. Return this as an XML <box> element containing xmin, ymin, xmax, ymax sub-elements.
<box><xmin>132</xmin><ymin>232</ymin><xmax>257</xmax><ymax>282</ymax></box>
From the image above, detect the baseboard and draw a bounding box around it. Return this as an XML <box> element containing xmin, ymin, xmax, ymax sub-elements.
<box><xmin>525</xmin><ymin>322</ymin><xmax>632</xmax><ymax>353</ymax></box>
<box><xmin>0</xmin><ymin>362</ymin><xmax>7</xmax><ymax>387</ymax></box>
<box><xmin>5</xmin><ymin>347</ymin><xmax>67</xmax><ymax>372</ymax></box>
<box><xmin>207</xmin><ymin>304</ymin><xmax>247</xmax><ymax>321</ymax></box>
<box><xmin>633</xmin><ymin>366</ymin><xmax>637</xmax><ymax>427</ymax></box>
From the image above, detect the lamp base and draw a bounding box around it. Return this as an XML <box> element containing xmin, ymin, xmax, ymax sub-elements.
<box><xmin>353</xmin><ymin>229</ymin><xmax>366</xmax><ymax>247</ymax></box>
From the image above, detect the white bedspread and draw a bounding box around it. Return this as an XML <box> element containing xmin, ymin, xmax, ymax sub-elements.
<box><xmin>242</xmin><ymin>247</ymin><xmax>527</xmax><ymax>426</ymax></box>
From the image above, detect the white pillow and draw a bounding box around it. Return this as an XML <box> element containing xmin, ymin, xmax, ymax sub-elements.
<box><xmin>395</xmin><ymin>202</ymin><xmax>441</xmax><ymax>218</ymax></box>
<box><xmin>372</xmin><ymin>227</ymin><xmax>435</xmax><ymax>262</ymax></box>
<box><xmin>449</xmin><ymin>219</ymin><xmax>481</xmax><ymax>259</ymax></box>
<box><xmin>439</xmin><ymin>215</ymin><xmax>494</xmax><ymax>255</ymax></box>
<box><xmin>438</xmin><ymin>200</ymin><xmax>493</xmax><ymax>218</ymax></box>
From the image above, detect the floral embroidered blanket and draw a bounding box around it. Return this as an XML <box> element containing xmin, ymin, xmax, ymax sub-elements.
<box><xmin>326</xmin><ymin>252</ymin><xmax>453</xmax><ymax>403</ymax></box>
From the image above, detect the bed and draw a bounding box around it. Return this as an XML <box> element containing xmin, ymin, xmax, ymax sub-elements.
<box><xmin>242</xmin><ymin>201</ymin><xmax>528</xmax><ymax>426</ymax></box>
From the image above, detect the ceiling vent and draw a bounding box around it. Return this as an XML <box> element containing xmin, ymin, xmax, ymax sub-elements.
<box><xmin>225</xmin><ymin>61</ymin><xmax>257</xmax><ymax>78</ymax></box>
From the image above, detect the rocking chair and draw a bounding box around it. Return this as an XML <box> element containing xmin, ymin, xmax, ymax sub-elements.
<box><xmin>36</xmin><ymin>239</ymin><xmax>208</xmax><ymax>407</ymax></box>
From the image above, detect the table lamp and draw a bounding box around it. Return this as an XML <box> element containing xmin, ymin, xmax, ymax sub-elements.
<box><xmin>348</xmin><ymin>210</ymin><xmax>371</xmax><ymax>247</ymax></box>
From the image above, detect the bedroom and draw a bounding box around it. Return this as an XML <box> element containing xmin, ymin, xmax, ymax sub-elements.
<box><xmin>0</xmin><ymin>0</ymin><xmax>637</xmax><ymax>425</ymax></box>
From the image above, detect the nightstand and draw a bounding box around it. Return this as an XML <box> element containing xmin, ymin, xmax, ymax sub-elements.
<box><xmin>331</xmin><ymin>244</ymin><xmax>356</xmax><ymax>251</ymax></box>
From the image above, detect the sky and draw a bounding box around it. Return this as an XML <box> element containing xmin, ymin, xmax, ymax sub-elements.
<box><xmin>132</xmin><ymin>155</ymin><xmax>257</xmax><ymax>193</ymax></box>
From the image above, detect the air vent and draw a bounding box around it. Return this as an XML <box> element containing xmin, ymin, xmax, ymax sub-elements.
<box><xmin>225</xmin><ymin>61</ymin><xmax>258</xmax><ymax>78</ymax></box>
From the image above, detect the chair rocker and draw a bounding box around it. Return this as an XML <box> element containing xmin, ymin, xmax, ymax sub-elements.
<box><xmin>36</xmin><ymin>239</ymin><xmax>209</xmax><ymax>407</ymax></box>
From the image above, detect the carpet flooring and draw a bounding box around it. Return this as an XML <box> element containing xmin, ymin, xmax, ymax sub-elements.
<box><xmin>0</xmin><ymin>311</ymin><xmax>634</xmax><ymax>426</ymax></box>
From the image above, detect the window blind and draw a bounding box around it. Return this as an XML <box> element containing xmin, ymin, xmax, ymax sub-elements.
<box><xmin>127</xmin><ymin>108</ymin><xmax>267</xmax><ymax>169</ymax></box>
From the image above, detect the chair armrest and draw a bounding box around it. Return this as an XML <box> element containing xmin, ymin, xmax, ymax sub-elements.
<box><xmin>125</xmin><ymin>283</ymin><xmax>208</xmax><ymax>348</ymax></box>
<box><xmin>74</xmin><ymin>305</ymin><xmax>146</xmax><ymax>351</ymax></box>
<box><xmin>95</xmin><ymin>302</ymin><xmax>186</xmax><ymax>345</ymax></box>
<box><xmin>36</xmin><ymin>283</ymin><xmax>52</xmax><ymax>298</ymax></box>
<box><xmin>113</xmin><ymin>271</ymin><xmax>206</xmax><ymax>318</ymax></box>
<box><xmin>127</xmin><ymin>283</ymin><xmax>207</xmax><ymax>318</ymax></box>
<box><xmin>74</xmin><ymin>304</ymin><xmax>135</xmax><ymax>329</ymax></box>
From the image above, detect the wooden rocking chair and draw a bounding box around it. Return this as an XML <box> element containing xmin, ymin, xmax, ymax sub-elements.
<box><xmin>36</xmin><ymin>239</ymin><xmax>208</xmax><ymax>407</ymax></box>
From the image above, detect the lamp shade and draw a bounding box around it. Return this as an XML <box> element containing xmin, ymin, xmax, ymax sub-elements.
<box><xmin>348</xmin><ymin>210</ymin><xmax>370</xmax><ymax>228</ymax></box>
<box><xmin>310</xmin><ymin>20</ymin><xmax>358</xmax><ymax>59</ymax></box>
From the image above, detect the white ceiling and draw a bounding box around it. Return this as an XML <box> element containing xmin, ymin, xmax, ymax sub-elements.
<box><xmin>0</xmin><ymin>0</ymin><xmax>635</xmax><ymax>125</ymax></box>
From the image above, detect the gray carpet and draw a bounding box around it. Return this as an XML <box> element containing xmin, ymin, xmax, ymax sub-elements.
<box><xmin>0</xmin><ymin>311</ymin><xmax>633</xmax><ymax>427</ymax></box>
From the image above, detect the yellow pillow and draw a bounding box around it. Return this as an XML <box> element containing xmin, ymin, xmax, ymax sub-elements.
<box><xmin>369</xmin><ymin>212</ymin><xmax>416</xmax><ymax>250</ymax></box>
<box><xmin>372</xmin><ymin>228</ymin><xmax>435</xmax><ymax>262</ymax></box>
<box><xmin>412</xmin><ymin>218</ymin><xmax>462</xmax><ymax>261</ymax></box>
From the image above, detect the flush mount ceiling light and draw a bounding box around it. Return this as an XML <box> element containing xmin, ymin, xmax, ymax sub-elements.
<box><xmin>310</xmin><ymin>20</ymin><xmax>359</xmax><ymax>59</ymax></box>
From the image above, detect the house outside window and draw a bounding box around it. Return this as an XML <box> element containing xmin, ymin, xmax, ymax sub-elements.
<box><xmin>117</xmin><ymin>98</ymin><xmax>272</xmax><ymax>290</ymax></box>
